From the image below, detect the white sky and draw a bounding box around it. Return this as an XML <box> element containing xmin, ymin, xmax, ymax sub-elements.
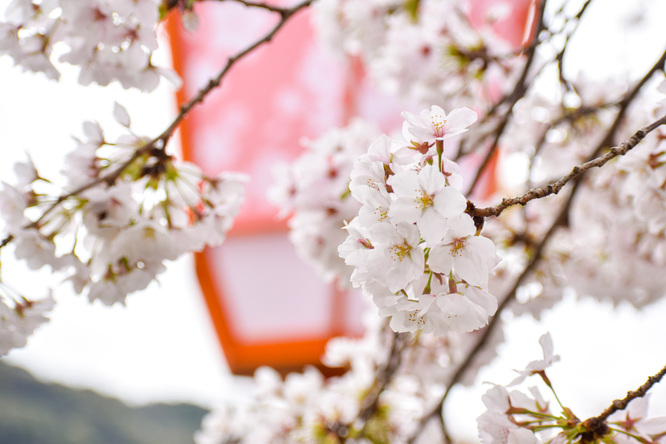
<box><xmin>1</xmin><ymin>0</ymin><xmax>666</xmax><ymax>441</ymax></box>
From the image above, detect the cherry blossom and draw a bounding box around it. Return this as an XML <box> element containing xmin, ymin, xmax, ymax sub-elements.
<box><xmin>402</xmin><ymin>105</ymin><xmax>479</xmax><ymax>145</ymax></box>
<box><xmin>387</xmin><ymin>163</ymin><xmax>468</xmax><ymax>243</ymax></box>
<box><xmin>429</xmin><ymin>214</ymin><xmax>498</xmax><ymax>287</ymax></box>
<box><xmin>0</xmin><ymin>292</ymin><xmax>55</xmax><ymax>355</ymax></box>
<box><xmin>509</xmin><ymin>332</ymin><xmax>560</xmax><ymax>386</ymax></box>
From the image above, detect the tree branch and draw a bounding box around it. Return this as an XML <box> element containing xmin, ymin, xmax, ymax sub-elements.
<box><xmin>221</xmin><ymin>0</ymin><xmax>292</xmax><ymax>14</ymax></box>
<box><xmin>554</xmin><ymin>0</ymin><xmax>593</xmax><ymax>90</ymax></box>
<box><xmin>409</xmin><ymin>46</ymin><xmax>666</xmax><ymax>438</ymax></box>
<box><xmin>576</xmin><ymin>363</ymin><xmax>666</xmax><ymax>441</ymax></box>
<box><xmin>332</xmin><ymin>331</ymin><xmax>408</xmax><ymax>441</ymax></box>
<box><xmin>160</xmin><ymin>0</ymin><xmax>313</xmax><ymax>148</ymax></box>
<box><xmin>595</xmin><ymin>363</ymin><xmax>666</xmax><ymax>423</ymax></box>
<box><xmin>464</xmin><ymin>0</ymin><xmax>548</xmax><ymax>196</ymax></box>
<box><xmin>468</xmin><ymin>113</ymin><xmax>666</xmax><ymax>219</ymax></box>
<box><xmin>2</xmin><ymin>0</ymin><xmax>312</xmax><ymax>241</ymax></box>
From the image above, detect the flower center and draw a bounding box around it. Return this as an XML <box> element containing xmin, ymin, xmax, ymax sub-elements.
<box><xmin>451</xmin><ymin>238</ymin><xmax>466</xmax><ymax>257</ymax></box>
<box><xmin>389</xmin><ymin>242</ymin><xmax>412</xmax><ymax>262</ymax></box>
<box><xmin>374</xmin><ymin>206</ymin><xmax>388</xmax><ymax>222</ymax></box>
<box><xmin>408</xmin><ymin>311</ymin><xmax>426</xmax><ymax>326</ymax></box>
<box><xmin>415</xmin><ymin>189</ymin><xmax>433</xmax><ymax>210</ymax></box>
<box><xmin>431</xmin><ymin>116</ymin><xmax>447</xmax><ymax>137</ymax></box>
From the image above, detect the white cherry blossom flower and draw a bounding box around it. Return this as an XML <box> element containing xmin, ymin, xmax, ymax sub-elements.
<box><xmin>429</xmin><ymin>214</ymin><xmax>498</xmax><ymax>287</ymax></box>
<box><xmin>0</xmin><ymin>292</ymin><xmax>55</xmax><ymax>355</ymax></box>
<box><xmin>509</xmin><ymin>332</ymin><xmax>560</xmax><ymax>386</ymax></box>
<box><xmin>388</xmin><ymin>163</ymin><xmax>467</xmax><ymax>244</ymax></box>
<box><xmin>365</xmin><ymin>222</ymin><xmax>425</xmax><ymax>293</ymax></box>
<box><xmin>607</xmin><ymin>394</ymin><xmax>666</xmax><ymax>444</ymax></box>
<box><xmin>402</xmin><ymin>105</ymin><xmax>478</xmax><ymax>144</ymax></box>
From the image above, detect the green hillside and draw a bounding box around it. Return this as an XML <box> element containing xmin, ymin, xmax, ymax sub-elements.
<box><xmin>0</xmin><ymin>362</ymin><xmax>208</xmax><ymax>444</ymax></box>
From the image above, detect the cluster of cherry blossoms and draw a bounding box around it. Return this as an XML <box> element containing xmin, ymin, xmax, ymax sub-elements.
<box><xmin>196</xmin><ymin>331</ymin><xmax>430</xmax><ymax>444</ymax></box>
<box><xmin>196</xmin><ymin>308</ymin><xmax>506</xmax><ymax>444</ymax></box>
<box><xmin>0</xmin><ymin>103</ymin><xmax>244</xmax><ymax>353</ymax></box>
<box><xmin>0</xmin><ymin>0</ymin><xmax>176</xmax><ymax>90</ymax></box>
<box><xmin>312</xmin><ymin>0</ymin><xmax>522</xmax><ymax>107</ymax></box>
<box><xmin>0</xmin><ymin>290</ymin><xmax>54</xmax><ymax>355</ymax></box>
<box><xmin>485</xmin><ymin>78</ymin><xmax>666</xmax><ymax>318</ymax></box>
<box><xmin>478</xmin><ymin>334</ymin><xmax>666</xmax><ymax>444</ymax></box>
<box><xmin>269</xmin><ymin>119</ymin><xmax>381</xmax><ymax>285</ymax></box>
<box><xmin>338</xmin><ymin>105</ymin><xmax>500</xmax><ymax>335</ymax></box>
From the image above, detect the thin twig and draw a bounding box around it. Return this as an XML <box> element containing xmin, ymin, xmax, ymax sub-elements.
<box><xmin>576</xmin><ymin>363</ymin><xmax>666</xmax><ymax>442</ymax></box>
<box><xmin>595</xmin><ymin>363</ymin><xmax>666</xmax><ymax>422</ymax></box>
<box><xmin>469</xmin><ymin>113</ymin><xmax>666</xmax><ymax>219</ymax></box>
<box><xmin>222</xmin><ymin>0</ymin><xmax>289</xmax><ymax>14</ymax></box>
<box><xmin>338</xmin><ymin>331</ymin><xmax>407</xmax><ymax>440</ymax></box>
<box><xmin>554</xmin><ymin>0</ymin><xmax>593</xmax><ymax>90</ymax></box>
<box><xmin>464</xmin><ymin>0</ymin><xmax>548</xmax><ymax>196</ymax></box>
<box><xmin>161</xmin><ymin>0</ymin><xmax>313</xmax><ymax>148</ymax></box>
<box><xmin>469</xmin><ymin>42</ymin><xmax>666</xmax><ymax>221</ymax></box>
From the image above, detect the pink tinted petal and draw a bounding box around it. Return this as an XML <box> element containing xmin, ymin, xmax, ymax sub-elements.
<box><xmin>409</xmin><ymin>126</ymin><xmax>436</xmax><ymax>142</ymax></box>
<box><xmin>388</xmin><ymin>170</ymin><xmax>419</xmax><ymax>198</ymax></box>
<box><xmin>539</xmin><ymin>332</ymin><xmax>555</xmax><ymax>360</ymax></box>
<box><xmin>367</xmin><ymin>134</ymin><xmax>392</xmax><ymax>163</ymax></box>
<box><xmin>418</xmin><ymin>163</ymin><xmax>446</xmax><ymax>194</ymax></box>
<box><xmin>417</xmin><ymin>208</ymin><xmax>448</xmax><ymax>244</ymax></box>
<box><xmin>433</xmin><ymin>186</ymin><xmax>467</xmax><ymax>219</ymax></box>
<box><xmin>454</xmin><ymin>250</ymin><xmax>488</xmax><ymax>286</ymax></box>
<box><xmin>401</xmin><ymin>111</ymin><xmax>424</xmax><ymax>128</ymax></box>
<box><xmin>389</xmin><ymin>197</ymin><xmax>422</xmax><ymax>224</ymax></box>
<box><xmin>465</xmin><ymin>286</ymin><xmax>498</xmax><ymax>317</ymax></box>
<box><xmin>445</xmin><ymin>213</ymin><xmax>476</xmax><ymax>238</ymax></box>
<box><xmin>507</xmin><ymin>428</ymin><xmax>538</xmax><ymax>444</ymax></box>
<box><xmin>429</xmin><ymin>244</ymin><xmax>454</xmax><ymax>274</ymax></box>
<box><xmin>436</xmin><ymin>292</ymin><xmax>488</xmax><ymax>332</ymax></box>
<box><xmin>467</xmin><ymin>235</ymin><xmax>498</xmax><ymax>265</ymax></box>
<box><xmin>443</xmin><ymin>107</ymin><xmax>478</xmax><ymax>137</ymax></box>
<box><xmin>639</xmin><ymin>417</ymin><xmax>666</xmax><ymax>435</ymax></box>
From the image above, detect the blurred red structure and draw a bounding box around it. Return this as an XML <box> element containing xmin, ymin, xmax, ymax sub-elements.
<box><xmin>166</xmin><ymin>0</ymin><xmax>535</xmax><ymax>376</ymax></box>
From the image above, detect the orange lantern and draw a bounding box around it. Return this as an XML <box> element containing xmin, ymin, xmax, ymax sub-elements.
<box><xmin>166</xmin><ymin>0</ymin><xmax>536</xmax><ymax>376</ymax></box>
<box><xmin>166</xmin><ymin>2</ymin><xmax>368</xmax><ymax>376</ymax></box>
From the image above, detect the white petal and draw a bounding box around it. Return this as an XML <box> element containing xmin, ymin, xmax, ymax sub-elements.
<box><xmin>418</xmin><ymin>208</ymin><xmax>448</xmax><ymax>244</ymax></box>
<box><xmin>429</xmin><ymin>244</ymin><xmax>454</xmax><ymax>275</ymax></box>
<box><xmin>113</xmin><ymin>102</ymin><xmax>131</xmax><ymax>128</ymax></box>
<box><xmin>433</xmin><ymin>187</ymin><xmax>467</xmax><ymax>219</ymax></box>
<box><xmin>454</xmin><ymin>249</ymin><xmax>488</xmax><ymax>287</ymax></box>
<box><xmin>444</xmin><ymin>107</ymin><xmax>478</xmax><ymax>137</ymax></box>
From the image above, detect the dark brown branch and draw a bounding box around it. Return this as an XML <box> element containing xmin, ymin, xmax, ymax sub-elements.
<box><xmin>0</xmin><ymin>234</ymin><xmax>13</xmax><ymax>250</ymax></box>
<box><xmin>360</xmin><ymin>333</ymin><xmax>406</xmax><ymax>422</ymax></box>
<box><xmin>594</xmin><ymin>363</ymin><xmax>666</xmax><ymax>423</ymax></box>
<box><xmin>469</xmin><ymin>43</ymin><xmax>666</xmax><ymax>221</ymax></box>
<box><xmin>469</xmin><ymin>113</ymin><xmax>666</xmax><ymax>219</ymax></box>
<box><xmin>574</xmin><ymin>363</ymin><xmax>666</xmax><ymax>442</ymax></box>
